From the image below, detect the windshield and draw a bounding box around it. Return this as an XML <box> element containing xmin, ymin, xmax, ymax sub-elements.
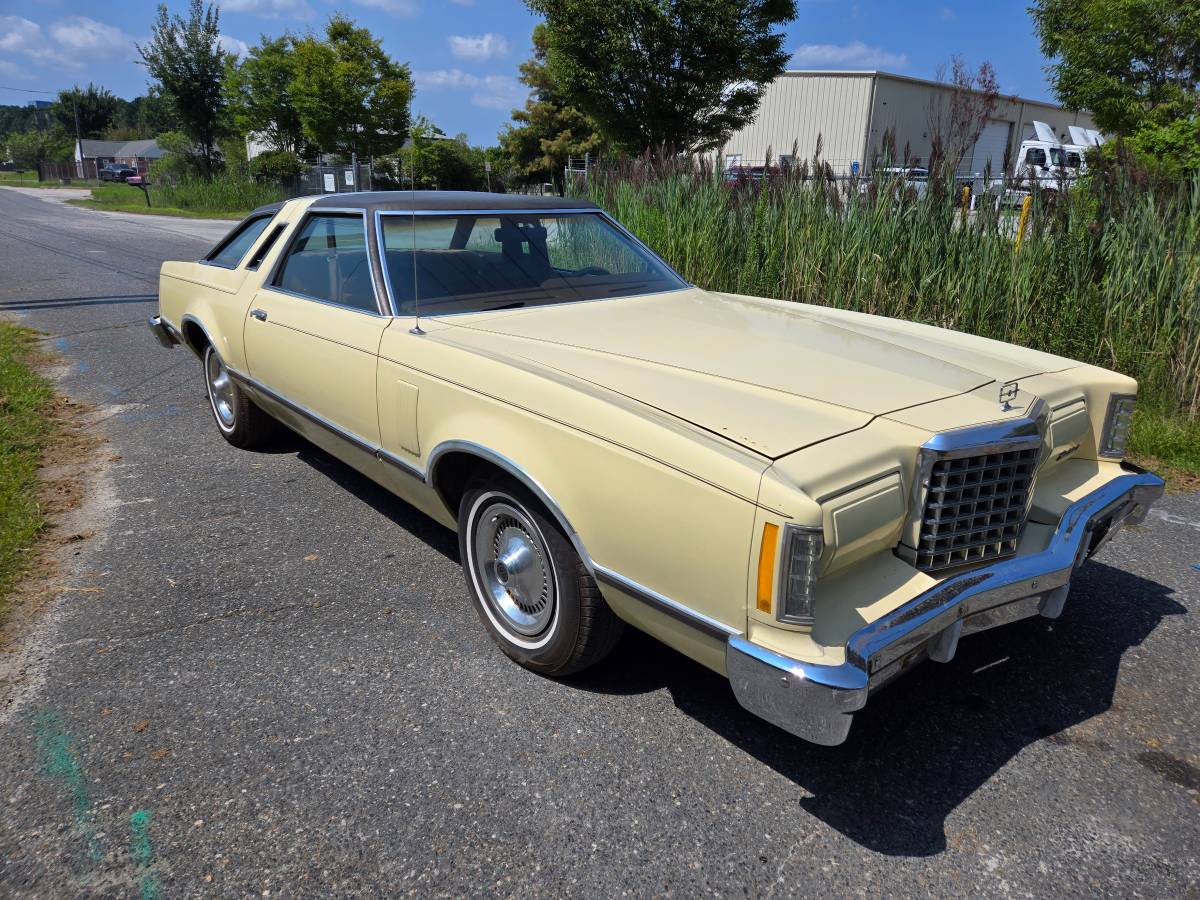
<box><xmin>380</xmin><ymin>212</ymin><xmax>688</xmax><ymax>316</ymax></box>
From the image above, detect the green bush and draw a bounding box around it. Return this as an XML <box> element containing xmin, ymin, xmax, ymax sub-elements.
<box><xmin>250</xmin><ymin>150</ymin><xmax>304</xmax><ymax>180</ymax></box>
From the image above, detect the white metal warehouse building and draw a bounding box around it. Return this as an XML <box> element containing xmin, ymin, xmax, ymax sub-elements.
<box><xmin>721</xmin><ymin>70</ymin><xmax>1097</xmax><ymax>177</ymax></box>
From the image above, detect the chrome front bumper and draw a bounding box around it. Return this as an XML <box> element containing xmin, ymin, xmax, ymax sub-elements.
<box><xmin>726</xmin><ymin>467</ymin><xmax>1165</xmax><ymax>746</ymax></box>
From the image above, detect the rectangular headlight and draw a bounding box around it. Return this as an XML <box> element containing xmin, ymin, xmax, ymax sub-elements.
<box><xmin>1099</xmin><ymin>394</ymin><xmax>1136</xmax><ymax>458</ymax></box>
<box><xmin>777</xmin><ymin>525</ymin><xmax>823</xmax><ymax>625</ymax></box>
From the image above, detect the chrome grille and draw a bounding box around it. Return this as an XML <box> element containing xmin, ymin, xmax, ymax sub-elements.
<box><xmin>909</xmin><ymin>445</ymin><xmax>1041</xmax><ymax>572</ymax></box>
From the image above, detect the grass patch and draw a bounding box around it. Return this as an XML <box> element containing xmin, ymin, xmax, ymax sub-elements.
<box><xmin>69</xmin><ymin>177</ymin><xmax>287</xmax><ymax>219</ymax></box>
<box><xmin>0</xmin><ymin>323</ymin><xmax>57</xmax><ymax>624</ymax></box>
<box><xmin>1129</xmin><ymin>407</ymin><xmax>1200</xmax><ymax>489</ymax></box>
<box><xmin>66</xmin><ymin>198</ymin><xmax>242</xmax><ymax>220</ymax></box>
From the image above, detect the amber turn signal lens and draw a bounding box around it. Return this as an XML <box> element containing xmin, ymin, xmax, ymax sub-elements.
<box><xmin>756</xmin><ymin>522</ymin><xmax>779</xmax><ymax>613</ymax></box>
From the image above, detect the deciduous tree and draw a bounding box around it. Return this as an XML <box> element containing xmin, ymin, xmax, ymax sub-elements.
<box><xmin>224</xmin><ymin>35</ymin><xmax>306</xmax><ymax>154</ymax></box>
<box><xmin>53</xmin><ymin>84</ymin><xmax>119</xmax><ymax>139</ymax></box>
<box><xmin>5</xmin><ymin>130</ymin><xmax>74</xmax><ymax>171</ymax></box>
<box><xmin>290</xmin><ymin>16</ymin><xmax>412</xmax><ymax>158</ymax></box>
<box><xmin>137</xmin><ymin>0</ymin><xmax>229</xmax><ymax>175</ymax></box>
<box><xmin>523</xmin><ymin>0</ymin><xmax>796</xmax><ymax>154</ymax></box>
<box><xmin>925</xmin><ymin>57</ymin><xmax>1001</xmax><ymax>174</ymax></box>
<box><xmin>1030</xmin><ymin>0</ymin><xmax>1200</xmax><ymax>170</ymax></box>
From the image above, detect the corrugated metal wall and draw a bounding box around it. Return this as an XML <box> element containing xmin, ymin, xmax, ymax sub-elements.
<box><xmin>721</xmin><ymin>71</ymin><xmax>1099</xmax><ymax>177</ymax></box>
<box><xmin>868</xmin><ymin>75</ymin><xmax>1097</xmax><ymax>175</ymax></box>
<box><xmin>720</xmin><ymin>73</ymin><xmax>874</xmax><ymax>171</ymax></box>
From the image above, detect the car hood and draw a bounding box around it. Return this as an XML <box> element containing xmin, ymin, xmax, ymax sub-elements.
<box><xmin>436</xmin><ymin>288</ymin><xmax>1077</xmax><ymax>458</ymax></box>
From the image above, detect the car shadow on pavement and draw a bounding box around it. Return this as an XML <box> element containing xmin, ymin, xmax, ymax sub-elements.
<box><xmin>291</xmin><ymin>439</ymin><xmax>460</xmax><ymax>561</ymax></box>
<box><xmin>572</xmin><ymin>561</ymin><xmax>1184</xmax><ymax>858</ymax></box>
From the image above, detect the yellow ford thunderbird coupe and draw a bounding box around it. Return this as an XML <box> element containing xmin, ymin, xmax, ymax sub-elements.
<box><xmin>150</xmin><ymin>191</ymin><xmax>1163</xmax><ymax>745</ymax></box>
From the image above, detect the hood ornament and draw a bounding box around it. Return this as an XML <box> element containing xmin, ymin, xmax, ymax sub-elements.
<box><xmin>999</xmin><ymin>381</ymin><xmax>1019</xmax><ymax>411</ymax></box>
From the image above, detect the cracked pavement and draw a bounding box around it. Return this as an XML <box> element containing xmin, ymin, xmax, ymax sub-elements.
<box><xmin>0</xmin><ymin>188</ymin><xmax>1197</xmax><ymax>897</ymax></box>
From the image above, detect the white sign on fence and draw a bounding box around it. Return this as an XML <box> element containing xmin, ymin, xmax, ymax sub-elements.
<box><xmin>323</xmin><ymin>172</ymin><xmax>336</xmax><ymax>192</ymax></box>
<box><xmin>345</xmin><ymin>169</ymin><xmax>354</xmax><ymax>186</ymax></box>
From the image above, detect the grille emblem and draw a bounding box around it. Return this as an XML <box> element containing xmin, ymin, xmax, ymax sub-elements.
<box><xmin>999</xmin><ymin>381</ymin><xmax>1019</xmax><ymax>411</ymax></box>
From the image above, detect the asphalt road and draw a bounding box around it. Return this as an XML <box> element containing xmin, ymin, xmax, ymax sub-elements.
<box><xmin>0</xmin><ymin>188</ymin><xmax>1197</xmax><ymax>898</ymax></box>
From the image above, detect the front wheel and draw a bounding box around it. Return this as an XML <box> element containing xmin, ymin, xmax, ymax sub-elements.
<box><xmin>203</xmin><ymin>344</ymin><xmax>276</xmax><ymax>448</ymax></box>
<box><xmin>459</xmin><ymin>481</ymin><xmax>623</xmax><ymax>676</ymax></box>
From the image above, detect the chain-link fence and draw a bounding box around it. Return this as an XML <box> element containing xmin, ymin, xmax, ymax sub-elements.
<box><xmin>292</xmin><ymin>162</ymin><xmax>373</xmax><ymax>197</ymax></box>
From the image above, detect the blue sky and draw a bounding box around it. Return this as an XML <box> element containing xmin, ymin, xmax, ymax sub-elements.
<box><xmin>1</xmin><ymin>1</ymin><xmax>1057</xmax><ymax>146</ymax></box>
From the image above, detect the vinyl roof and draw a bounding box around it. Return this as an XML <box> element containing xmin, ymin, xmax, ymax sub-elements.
<box><xmin>308</xmin><ymin>190</ymin><xmax>600</xmax><ymax>212</ymax></box>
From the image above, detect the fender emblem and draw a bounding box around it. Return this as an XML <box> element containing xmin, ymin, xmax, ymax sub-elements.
<box><xmin>999</xmin><ymin>381</ymin><xmax>1019</xmax><ymax>411</ymax></box>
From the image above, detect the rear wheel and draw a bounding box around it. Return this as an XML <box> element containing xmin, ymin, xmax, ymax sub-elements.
<box><xmin>203</xmin><ymin>344</ymin><xmax>276</xmax><ymax>448</ymax></box>
<box><xmin>459</xmin><ymin>480</ymin><xmax>623</xmax><ymax>676</ymax></box>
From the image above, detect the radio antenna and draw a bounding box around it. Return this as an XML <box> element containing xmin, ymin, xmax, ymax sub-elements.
<box><xmin>409</xmin><ymin>205</ymin><xmax>424</xmax><ymax>335</ymax></box>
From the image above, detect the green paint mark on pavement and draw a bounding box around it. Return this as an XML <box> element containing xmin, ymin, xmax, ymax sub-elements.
<box><xmin>32</xmin><ymin>708</ymin><xmax>102</xmax><ymax>861</ymax></box>
<box><xmin>129</xmin><ymin>809</ymin><xmax>160</xmax><ymax>900</ymax></box>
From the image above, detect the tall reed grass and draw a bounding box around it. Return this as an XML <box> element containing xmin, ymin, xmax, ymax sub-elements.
<box><xmin>580</xmin><ymin>159</ymin><xmax>1200</xmax><ymax>423</ymax></box>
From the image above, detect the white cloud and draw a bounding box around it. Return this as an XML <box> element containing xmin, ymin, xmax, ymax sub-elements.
<box><xmin>352</xmin><ymin>0</ymin><xmax>418</xmax><ymax>15</ymax></box>
<box><xmin>939</xmin><ymin>6</ymin><xmax>957</xmax><ymax>19</ymax></box>
<box><xmin>447</xmin><ymin>32</ymin><xmax>508</xmax><ymax>61</ymax></box>
<box><xmin>0</xmin><ymin>16</ymin><xmax>45</xmax><ymax>54</ymax></box>
<box><xmin>48</xmin><ymin>16</ymin><xmax>125</xmax><ymax>53</ymax></box>
<box><xmin>449</xmin><ymin>0</ymin><xmax>475</xmax><ymax>5</ymax></box>
<box><xmin>221</xmin><ymin>0</ymin><xmax>314</xmax><ymax>17</ymax></box>
<box><xmin>0</xmin><ymin>14</ymin><xmax>134</xmax><ymax>68</ymax></box>
<box><xmin>415</xmin><ymin>68</ymin><xmax>525</xmax><ymax>110</ymax></box>
<box><xmin>789</xmin><ymin>41</ymin><xmax>907</xmax><ymax>71</ymax></box>
<box><xmin>219</xmin><ymin>35</ymin><xmax>251</xmax><ymax>58</ymax></box>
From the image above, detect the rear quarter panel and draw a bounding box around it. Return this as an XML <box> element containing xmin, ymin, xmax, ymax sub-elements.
<box><xmin>159</xmin><ymin>260</ymin><xmax>256</xmax><ymax>368</ymax></box>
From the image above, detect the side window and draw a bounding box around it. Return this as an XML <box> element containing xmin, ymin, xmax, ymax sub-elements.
<box><xmin>246</xmin><ymin>224</ymin><xmax>285</xmax><ymax>271</ymax></box>
<box><xmin>273</xmin><ymin>214</ymin><xmax>376</xmax><ymax>313</ymax></box>
<box><xmin>205</xmin><ymin>215</ymin><xmax>273</xmax><ymax>269</ymax></box>
<box><xmin>1025</xmin><ymin>148</ymin><xmax>1047</xmax><ymax>168</ymax></box>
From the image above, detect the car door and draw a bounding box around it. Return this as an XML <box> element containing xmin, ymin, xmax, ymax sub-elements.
<box><xmin>243</xmin><ymin>209</ymin><xmax>389</xmax><ymax>448</ymax></box>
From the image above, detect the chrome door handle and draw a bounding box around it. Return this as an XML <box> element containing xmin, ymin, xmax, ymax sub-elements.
<box><xmin>250</xmin><ymin>308</ymin><xmax>268</xmax><ymax>321</ymax></box>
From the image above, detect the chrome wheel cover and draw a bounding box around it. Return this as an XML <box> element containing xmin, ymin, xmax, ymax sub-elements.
<box><xmin>206</xmin><ymin>350</ymin><xmax>236</xmax><ymax>430</ymax></box>
<box><xmin>472</xmin><ymin>501</ymin><xmax>555</xmax><ymax>638</ymax></box>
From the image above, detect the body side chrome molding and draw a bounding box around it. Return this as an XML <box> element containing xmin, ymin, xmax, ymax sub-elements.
<box><xmin>592</xmin><ymin>565</ymin><xmax>741</xmax><ymax>642</ymax></box>
<box><xmin>226</xmin><ymin>368</ymin><xmax>425</xmax><ymax>481</ymax></box>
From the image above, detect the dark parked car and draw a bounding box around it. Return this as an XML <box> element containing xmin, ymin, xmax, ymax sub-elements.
<box><xmin>99</xmin><ymin>163</ymin><xmax>138</xmax><ymax>182</ymax></box>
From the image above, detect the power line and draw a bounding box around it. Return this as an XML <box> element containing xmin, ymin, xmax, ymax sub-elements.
<box><xmin>0</xmin><ymin>86</ymin><xmax>58</xmax><ymax>95</ymax></box>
